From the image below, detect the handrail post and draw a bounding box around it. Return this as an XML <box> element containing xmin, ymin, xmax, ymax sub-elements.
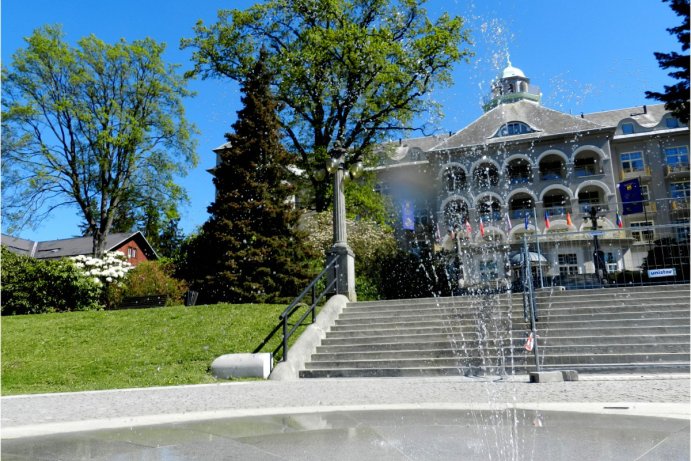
<box><xmin>522</xmin><ymin>235</ymin><xmax>541</xmax><ymax>373</ymax></box>
<box><xmin>311</xmin><ymin>285</ymin><xmax>316</xmax><ymax>323</ymax></box>
<box><xmin>282</xmin><ymin>315</ymin><xmax>288</xmax><ymax>362</ymax></box>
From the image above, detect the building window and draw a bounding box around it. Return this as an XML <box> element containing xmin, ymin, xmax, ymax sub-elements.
<box><xmin>479</xmin><ymin>260</ymin><xmax>499</xmax><ymax>281</ymax></box>
<box><xmin>673</xmin><ymin>219</ymin><xmax>690</xmax><ymax>242</ymax></box>
<box><xmin>630</xmin><ymin>221</ymin><xmax>654</xmax><ymax>243</ymax></box>
<box><xmin>558</xmin><ymin>254</ymin><xmax>579</xmax><ymax>276</ymax></box>
<box><xmin>640</xmin><ymin>184</ymin><xmax>650</xmax><ymax>202</ymax></box>
<box><xmin>620</xmin><ymin>151</ymin><xmax>644</xmax><ymax>173</ymax></box>
<box><xmin>666</xmin><ymin>118</ymin><xmax>680</xmax><ymax>129</ymax></box>
<box><xmin>127</xmin><ymin>247</ymin><xmax>137</xmax><ymax>259</ymax></box>
<box><xmin>664</xmin><ymin>146</ymin><xmax>689</xmax><ymax>166</ymax></box>
<box><xmin>495</xmin><ymin>121</ymin><xmax>533</xmax><ymax>137</ymax></box>
<box><xmin>605</xmin><ymin>252</ymin><xmax>618</xmax><ymax>273</ymax></box>
<box><xmin>621</xmin><ymin>123</ymin><xmax>634</xmax><ymax>134</ymax></box>
<box><xmin>670</xmin><ymin>181</ymin><xmax>690</xmax><ymax>199</ymax></box>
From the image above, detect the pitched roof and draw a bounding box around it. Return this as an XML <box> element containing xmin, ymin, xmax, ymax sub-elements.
<box><xmin>430</xmin><ymin>100</ymin><xmax>609</xmax><ymax>151</ymax></box>
<box><xmin>581</xmin><ymin>103</ymin><xmax>669</xmax><ymax>128</ymax></box>
<box><xmin>1</xmin><ymin>232</ymin><xmax>158</xmax><ymax>260</ymax></box>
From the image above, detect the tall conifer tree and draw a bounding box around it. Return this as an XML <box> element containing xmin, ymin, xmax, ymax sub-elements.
<box><xmin>187</xmin><ymin>51</ymin><xmax>315</xmax><ymax>303</ymax></box>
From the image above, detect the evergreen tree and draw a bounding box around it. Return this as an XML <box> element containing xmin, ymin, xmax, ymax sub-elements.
<box><xmin>645</xmin><ymin>0</ymin><xmax>690</xmax><ymax>124</ymax></box>
<box><xmin>185</xmin><ymin>51</ymin><xmax>315</xmax><ymax>304</ymax></box>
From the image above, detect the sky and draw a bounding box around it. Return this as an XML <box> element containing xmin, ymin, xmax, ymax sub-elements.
<box><xmin>1</xmin><ymin>0</ymin><xmax>681</xmax><ymax>242</ymax></box>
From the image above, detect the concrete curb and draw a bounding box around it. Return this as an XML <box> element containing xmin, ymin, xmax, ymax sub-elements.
<box><xmin>269</xmin><ymin>295</ymin><xmax>348</xmax><ymax>380</ymax></box>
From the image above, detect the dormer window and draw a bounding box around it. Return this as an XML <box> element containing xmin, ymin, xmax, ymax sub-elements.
<box><xmin>495</xmin><ymin>122</ymin><xmax>533</xmax><ymax>137</ymax></box>
<box><xmin>666</xmin><ymin>118</ymin><xmax>680</xmax><ymax>129</ymax></box>
<box><xmin>621</xmin><ymin>123</ymin><xmax>634</xmax><ymax>134</ymax></box>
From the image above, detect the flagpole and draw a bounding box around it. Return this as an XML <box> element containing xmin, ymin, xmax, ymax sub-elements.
<box><xmin>533</xmin><ymin>207</ymin><xmax>545</xmax><ymax>288</ymax></box>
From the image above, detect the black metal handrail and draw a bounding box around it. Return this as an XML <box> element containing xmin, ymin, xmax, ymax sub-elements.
<box><xmin>252</xmin><ymin>257</ymin><xmax>339</xmax><ymax>363</ymax></box>
<box><xmin>521</xmin><ymin>236</ymin><xmax>541</xmax><ymax>372</ymax></box>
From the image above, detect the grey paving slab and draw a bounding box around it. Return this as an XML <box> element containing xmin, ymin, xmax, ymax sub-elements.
<box><xmin>2</xmin><ymin>375</ymin><xmax>689</xmax><ymax>460</ymax></box>
<box><xmin>2</xmin><ymin>409</ymin><xmax>689</xmax><ymax>461</ymax></box>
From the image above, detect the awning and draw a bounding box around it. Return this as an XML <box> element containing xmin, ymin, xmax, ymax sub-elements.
<box><xmin>509</xmin><ymin>251</ymin><xmax>549</xmax><ymax>266</ymax></box>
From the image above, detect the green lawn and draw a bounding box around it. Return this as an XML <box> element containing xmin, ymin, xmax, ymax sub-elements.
<box><xmin>1</xmin><ymin>303</ymin><xmax>306</xmax><ymax>395</ymax></box>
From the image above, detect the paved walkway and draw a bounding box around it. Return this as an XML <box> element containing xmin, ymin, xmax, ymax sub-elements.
<box><xmin>2</xmin><ymin>374</ymin><xmax>689</xmax><ymax>460</ymax></box>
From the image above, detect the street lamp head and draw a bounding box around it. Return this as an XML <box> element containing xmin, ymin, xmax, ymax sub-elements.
<box><xmin>349</xmin><ymin>161</ymin><xmax>364</xmax><ymax>178</ymax></box>
<box><xmin>313</xmin><ymin>168</ymin><xmax>326</xmax><ymax>181</ymax></box>
<box><xmin>325</xmin><ymin>156</ymin><xmax>340</xmax><ymax>174</ymax></box>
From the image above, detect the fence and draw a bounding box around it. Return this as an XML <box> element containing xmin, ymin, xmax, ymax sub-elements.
<box><xmin>516</xmin><ymin>222</ymin><xmax>690</xmax><ymax>290</ymax></box>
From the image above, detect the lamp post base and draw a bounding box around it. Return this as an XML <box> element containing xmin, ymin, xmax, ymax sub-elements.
<box><xmin>327</xmin><ymin>244</ymin><xmax>356</xmax><ymax>302</ymax></box>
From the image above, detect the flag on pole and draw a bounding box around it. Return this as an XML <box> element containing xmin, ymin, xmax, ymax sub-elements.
<box><xmin>401</xmin><ymin>200</ymin><xmax>415</xmax><ymax>230</ymax></box>
<box><xmin>435</xmin><ymin>223</ymin><xmax>442</xmax><ymax>243</ymax></box>
<box><xmin>566</xmin><ymin>212</ymin><xmax>572</xmax><ymax>226</ymax></box>
<box><xmin>618</xmin><ymin>178</ymin><xmax>644</xmax><ymax>215</ymax></box>
<box><xmin>544</xmin><ymin>210</ymin><xmax>551</xmax><ymax>229</ymax></box>
<box><xmin>479</xmin><ymin>218</ymin><xmax>485</xmax><ymax>237</ymax></box>
<box><xmin>616</xmin><ymin>212</ymin><xmax>623</xmax><ymax>228</ymax></box>
<box><xmin>524</xmin><ymin>212</ymin><xmax>530</xmax><ymax>230</ymax></box>
<box><xmin>465</xmin><ymin>218</ymin><xmax>472</xmax><ymax>234</ymax></box>
<box><xmin>504</xmin><ymin>212</ymin><xmax>513</xmax><ymax>232</ymax></box>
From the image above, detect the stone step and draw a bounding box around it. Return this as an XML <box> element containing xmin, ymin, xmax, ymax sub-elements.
<box><xmin>337</xmin><ymin>305</ymin><xmax>691</xmax><ymax>325</ymax></box>
<box><xmin>310</xmin><ymin>343</ymin><xmax>690</xmax><ymax>362</ymax></box>
<box><xmin>323</xmin><ymin>324</ymin><xmax>689</xmax><ymax>340</ymax></box>
<box><xmin>299</xmin><ymin>361</ymin><xmax>691</xmax><ymax>378</ymax></box>
<box><xmin>344</xmin><ymin>295</ymin><xmax>691</xmax><ymax>313</ymax></box>
<box><xmin>347</xmin><ymin>287</ymin><xmax>690</xmax><ymax>309</ymax></box>
<box><xmin>303</xmin><ymin>352</ymin><xmax>690</xmax><ymax>370</ymax></box>
<box><xmin>320</xmin><ymin>330</ymin><xmax>690</xmax><ymax>346</ymax></box>
<box><xmin>315</xmin><ymin>334</ymin><xmax>690</xmax><ymax>353</ymax></box>
<box><xmin>332</xmin><ymin>314</ymin><xmax>690</xmax><ymax>331</ymax></box>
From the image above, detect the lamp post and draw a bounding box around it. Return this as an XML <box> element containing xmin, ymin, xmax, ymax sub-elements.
<box><xmin>323</xmin><ymin>140</ymin><xmax>362</xmax><ymax>301</ymax></box>
<box><xmin>585</xmin><ymin>206</ymin><xmax>606</xmax><ymax>283</ymax></box>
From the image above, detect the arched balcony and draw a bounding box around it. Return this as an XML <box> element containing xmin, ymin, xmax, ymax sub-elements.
<box><xmin>539</xmin><ymin>154</ymin><xmax>566</xmax><ymax>181</ymax></box>
<box><xmin>477</xmin><ymin>197</ymin><xmax>503</xmax><ymax>224</ymax></box>
<box><xmin>542</xmin><ymin>189</ymin><xmax>572</xmax><ymax>218</ymax></box>
<box><xmin>442</xmin><ymin>166</ymin><xmax>467</xmax><ymax>193</ymax></box>
<box><xmin>443</xmin><ymin>199</ymin><xmax>470</xmax><ymax>229</ymax></box>
<box><xmin>577</xmin><ymin>185</ymin><xmax>609</xmax><ymax>213</ymax></box>
<box><xmin>472</xmin><ymin>163</ymin><xmax>500</xmax><ymax>189</ymax></box>
<box><xmin>508</xmin><ymin>192</ymin><xmax>535</xmax><ymax>220</ymax></box>
<box><xmin>573</xmin><ymin>148</ymin><xmax>603</xmax><ymax>178</ymax></box>
<box><xmin>505</xmin><ymin>158</ymin><xmax>533</xmax><ymax>186</ymax></box>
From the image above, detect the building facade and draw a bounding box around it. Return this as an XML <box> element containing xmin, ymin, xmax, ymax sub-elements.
<box><xmin>376</xmin><ymin>63</ymin><xmax>689</xmax><ymax>289</ymax></box>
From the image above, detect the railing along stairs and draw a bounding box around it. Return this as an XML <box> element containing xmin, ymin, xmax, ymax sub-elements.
<box><xmin>253</xmin><ymin>258</ymin><xmax>340</xmax><ymax>365</ymax></box>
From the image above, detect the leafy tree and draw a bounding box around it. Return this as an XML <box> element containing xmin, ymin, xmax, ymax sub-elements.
<box><xmin>182</xmin><ymin>51</ymin><xmax>316</xmax><ymax>304</ymax></box>
<box><xmin>645</xmin><ymin>0</ymin><xmax>690</xmax><ymax>124</ymax></box>
<box><xmin>183</xmin><ymin>0</ymin><xmax>471</xmax><ymax>211</ymax></box>
<box><xmin>2</xmin><ymin>25</ymin><xmax>198</xmax><ymax>256</ymax></box>
<box><xmin>1</xmin><ymin>247</ymin><xmax>101</xmax><ymax>315</ymax></box>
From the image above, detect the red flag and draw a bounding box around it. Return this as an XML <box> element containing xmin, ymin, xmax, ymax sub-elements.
<box><xmin>616</xmin><ymin>212</ymin><xmax>623</xmax><ymax>228</ymax></box>
<box><xmin>479</xmin><ymin>219</ymin><xmax>485</xmax><ymax>237</ymax></box>
<box><xmin>544</xmin><ymin>211</ymin><xmax>551</xmax><ymax>229</ymax></box>
<box><xmin>465</xmin><ymin>219</ymin><xmax>472</xmax><ymax>234</ymax></box>
<box><xmin>566</xmin><ymin>212</ymin><xmax>572</xmax><ymax>226</ymax></box>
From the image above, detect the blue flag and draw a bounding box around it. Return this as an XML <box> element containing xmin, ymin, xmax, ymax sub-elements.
<box><xmin>524</xmin><ymin>212</ymin><xmax>530</xmax><ymax>230</ymax></box>
<box><xmin>618</xmin><ymin>178</ymin><xmax>644</xmax><ymax>215</ymax></box>
<box><xmin>401</xmin><ymin>200</ymin><xmax>415</xmax><ymax>230</ymax></box>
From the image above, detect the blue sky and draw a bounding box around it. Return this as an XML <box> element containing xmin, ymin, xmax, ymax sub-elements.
<box><xmin>2</xmin><ymin>0</ymin><xmax>680</xmax><ymax>242</ymax></box>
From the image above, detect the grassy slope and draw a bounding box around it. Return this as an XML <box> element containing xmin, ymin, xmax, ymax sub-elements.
<box><xmin>1</xmin><ymin>303</ymin><xmax>302</xmax><ymax>395</ymax></box>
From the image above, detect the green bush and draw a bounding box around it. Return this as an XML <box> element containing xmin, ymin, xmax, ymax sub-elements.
<box><xmin>1</xmin><ymin>247</ymin><xmax>101</xmax><ymax>315</ymax></box>
<box><xmin>121</xmin><ymin>259</ymin><xmax>188</xmax><ymax>305</ymax></box>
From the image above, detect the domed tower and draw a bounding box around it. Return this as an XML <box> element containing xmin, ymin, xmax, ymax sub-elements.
<box><xmin>483</xmin><ymin>59</ymin><xmax>542</xmax><ymax>111</ymax></box>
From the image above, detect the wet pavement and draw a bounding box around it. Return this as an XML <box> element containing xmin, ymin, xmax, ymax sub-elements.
<box><xmin>2</xmin><ymin>374</ymin><xmax>690</xmax><ymax>460</ymax></box>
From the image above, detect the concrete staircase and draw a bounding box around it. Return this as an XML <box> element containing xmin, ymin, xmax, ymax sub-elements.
<box><xmin>299</xmin><ymin>284</ymin><xmax>690</xmax><ymax>378</ymax></box>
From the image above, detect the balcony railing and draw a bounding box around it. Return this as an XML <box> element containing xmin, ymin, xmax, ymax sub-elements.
<box><xmin>665</xmin><ymin>164</ymin><xmax>690</xmax><ymax>177</ymax></box>
<box><xmin>540</xmin><ymin>170</ymin><xmax>564</xmax><ymax>181</ymax></box>
<box><xmin>573</xmin><ymin>165</ymin><xmax>600</xmax><ymax>178</ymax></box>
<box><xmin>620</xmin><ymin>166</ymin><xmax>652</xmax><ymax>181</ymax></box>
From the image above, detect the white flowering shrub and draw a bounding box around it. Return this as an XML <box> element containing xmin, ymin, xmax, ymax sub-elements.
<box><xmin>71</xmin><ymin>252</ymin><xmax>134</xmax><ymax>287</ymax></box>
